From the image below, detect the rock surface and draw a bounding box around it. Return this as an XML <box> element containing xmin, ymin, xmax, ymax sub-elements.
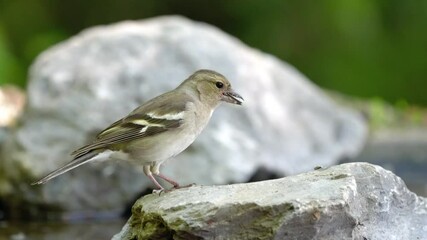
<box><xmin>342</xmin><ymin>128</ymin><xmax>427</xmax><ymax>197</ymax></box>
<box><xmin>0</xmin><ymin>16</ymin><xmax>366</xmax><ymax>215</ymax></box>
<box><xmin>113</xmin><ymin>162</ymin><xmax>427</xmax><ymax>240</ymax></box>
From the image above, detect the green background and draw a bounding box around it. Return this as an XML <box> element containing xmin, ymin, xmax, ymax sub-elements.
<box><xmin>1</xmin><ymin>0</ymin><xmax>426</xmax><ymax>105</ymax></box>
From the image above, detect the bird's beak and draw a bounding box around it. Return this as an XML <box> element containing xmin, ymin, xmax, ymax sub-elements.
<box><xmin>222</xmin><ymin>89</ymin><xmax>244</xmax><ymax>105</ymax></box>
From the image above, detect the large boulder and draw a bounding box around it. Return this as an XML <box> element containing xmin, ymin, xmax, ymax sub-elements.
<box><xmin>0</xmin><ymin>16</ymin><xmax>366</xmax><ymax>216</ymax></box>
<box><xmin>113</xmin><ymin>162</ymin><xmax>427</xmax><ymax>240</ymax></box>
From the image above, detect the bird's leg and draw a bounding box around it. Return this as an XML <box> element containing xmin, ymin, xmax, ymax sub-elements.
<box><xmin>143</xmin><ymin>165</ymin><xmax>164</xmax><ymax>191</ymax></box>
<box><xmin>155</xmin><ymin>173</ymin><xmax>180</xmax><ymax>188</ymax></box>
<box><xmin>151</xmin><ymin>163</ymin><xmax>180</xmax><ymax>188</ymax></box>
<box><xmin>155</xmin><ymin>173</ymin><xmax>196</xmax><ymax>190</ymax></box>
<box><xmin>151</xmin><ymin>163</ymin><xmax>196</xmax><ymax>190</ymax></box>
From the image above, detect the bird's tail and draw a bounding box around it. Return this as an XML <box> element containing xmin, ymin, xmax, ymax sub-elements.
<box><xmin>31</xmin><ymin>151</ymin><xmax>99</xmax><ymax>185</ymax></box>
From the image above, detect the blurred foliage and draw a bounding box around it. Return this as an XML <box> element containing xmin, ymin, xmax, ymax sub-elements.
<box><xmin>0</xmin><ymin>0</ymin><xmax>426</xmax><ymax>105</ymax></box>
<box><xmin>330</xmin><ymin>91</ymin><xmax>427</xmax><ymax>130</ymax></box>
<box><xmin>365</xmin><ymin>98</ymin><xmax>427</xmax><ymax>130</ymax></box>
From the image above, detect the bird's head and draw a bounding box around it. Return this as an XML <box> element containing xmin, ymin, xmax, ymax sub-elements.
<box><xmin>179</xmin><ymin>69</ymin><xmax>244</xmax><ymax>107</ymax></box>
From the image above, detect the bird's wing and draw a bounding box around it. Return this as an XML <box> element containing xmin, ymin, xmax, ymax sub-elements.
<box><xmin>71</xmin><ymin>91</ymin><xmax>193</xmax><ymax>158</ymax></box>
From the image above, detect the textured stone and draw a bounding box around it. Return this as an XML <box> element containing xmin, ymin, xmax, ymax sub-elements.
<box><xmin>0</xmin><ymin>16</ymin><xmax>366</xmax><ymax>215</ymax></box>
<box><xmin>113</xmin><ymin>163</ymin><xmax>427</xmax><ymax>240</ymax></box>
<box><xmin>342</xmin><ymin>128</ymin><xmax>427</xmax><ymax>197</ymax></box>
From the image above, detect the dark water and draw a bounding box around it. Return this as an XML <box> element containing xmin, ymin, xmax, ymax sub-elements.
<box><xmin>0</xmin><ymin>219</ymin><xmax>125</xmax><ymax>240</ymax></box>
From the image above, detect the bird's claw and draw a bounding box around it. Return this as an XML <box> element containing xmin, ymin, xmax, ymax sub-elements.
<box><xmin>152</xmin><ymin>183</ymin><xmax>196</xmax><ymax>195</ymax></box>
<box><xmin>173</xmin><ymin>183</ymin><xmax>196</xmax><ymax>189</ymax></box>
<box><xmin>152</xmin><ymin>188</ymin><xmax>165</xmax><ymax>195</ymax></box>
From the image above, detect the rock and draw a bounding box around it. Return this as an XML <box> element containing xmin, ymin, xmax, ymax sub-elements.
<box><xmin>113</xmin><ymin>163</ymin><xmax>427</xmax><ymax>240</ymax></box>
<box><xmin>0</xmin><ymin>16</ymin><xmax>366</xmax><ymax>216</ymax></box>
<box><xmin>331</xmin><ymin>93</ymin><xmax>427</xmax><ymax>197</ymax></box>
<box><xmin>341</xmin><ymin>128</ymin><xmax>427</xmax><ymax>197</ymax></box>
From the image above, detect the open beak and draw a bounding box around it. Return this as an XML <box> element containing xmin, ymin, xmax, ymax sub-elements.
<box><xmin>222</xmin><ymin>90</ymin><xmax>244</xmax><ymax>105</ymax></box>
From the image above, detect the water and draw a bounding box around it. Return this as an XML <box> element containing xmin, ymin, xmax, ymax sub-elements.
<box><xmin>0</xmin><ymin>219</ymin><xmax>125</xmax><ymax>240</ymax></box>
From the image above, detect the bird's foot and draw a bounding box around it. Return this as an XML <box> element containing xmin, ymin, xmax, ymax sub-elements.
<box><xmin>152</xmin><ymin>188</ymin><xmax>165</xmax><ymax>195</ymax></box>
<box><xmin>152</xmin><ymin>184</ymin><xmax>196</xmax><ymax>195</ymax></box>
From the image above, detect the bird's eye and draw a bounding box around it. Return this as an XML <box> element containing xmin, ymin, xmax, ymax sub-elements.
<box><xmin>215</xmin><ymin>82</ymin><xmax>224</xmax><ymax>88</ymax></box>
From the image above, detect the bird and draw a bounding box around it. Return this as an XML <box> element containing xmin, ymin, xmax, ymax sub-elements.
<box><xmin>31</xmin><ymin>69</ymin><xmax>243</xmax><ymax>191</ymax></box>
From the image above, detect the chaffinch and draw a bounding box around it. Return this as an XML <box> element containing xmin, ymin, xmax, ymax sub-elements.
<box><xmin>32</xmin><ymin>69</ymin><xmax>243</xmax><ymax>191</ymax></box>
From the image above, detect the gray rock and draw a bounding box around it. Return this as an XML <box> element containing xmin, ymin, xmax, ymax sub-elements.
<box><xmin>113</xmin><ymin>162</ymin><xmax>427</xmax><ymax>240</ymax></box>
<box><xmin>0</xmin><ymin>16</ymin><xmax>366</xmax><ymax>215</ymax></box>
<box><xmin>342</xmin><ymin>128</ymin><xmax>427</xmax><ymax>197</ymax></box>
